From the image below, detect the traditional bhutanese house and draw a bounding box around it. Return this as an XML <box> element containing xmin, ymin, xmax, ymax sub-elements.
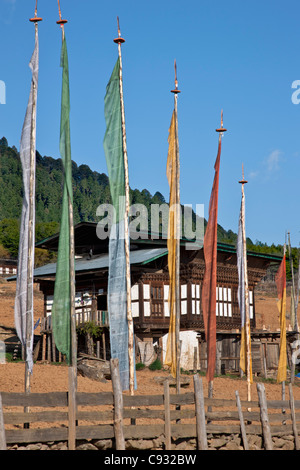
<box><xmin>0</xmin><ymin>258</ymin><xmax>17</xmax><ymax>277</ymax></box>
<box><xmin>33</xmin><ymin>221</ymin><xmax>284</xmax><ymax>376</ymax></box>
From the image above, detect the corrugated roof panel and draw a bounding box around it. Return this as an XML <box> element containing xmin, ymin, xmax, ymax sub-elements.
<box><xmin>32</xmin><ymin>248</ymin><xmax>168</xmax><ymax>278</ymax></box>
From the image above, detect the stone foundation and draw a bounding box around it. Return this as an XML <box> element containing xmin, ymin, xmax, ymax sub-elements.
<box><xmin>6</xmin><ymin>433</ymin><xmax>297</xmax><ymax>450</ymax></box>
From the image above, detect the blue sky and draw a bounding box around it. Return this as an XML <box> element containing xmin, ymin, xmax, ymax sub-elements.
<box><xmin>1</xmin><ymin>0</ymin><xmax>300</xmax><ymax>248</ymax></box>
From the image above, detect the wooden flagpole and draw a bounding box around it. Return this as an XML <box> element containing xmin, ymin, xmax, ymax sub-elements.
<box><xmin>207</xmin><ymin>111</ymin><xmax>226</xmax><ymax>405</ymax></box>
<box><xmin>114</xmin><ymin>18</ymin><xmax>135</xmax><ymax>396</ymax></box>
<box><xmin>287</xmin><ymin>232</ymin><xmax>297</xmax><ymax>331</ymax></box>
<box><xmin>171</xmin><ymin>61</ymin><xmax>181</xmax><ymax>394</ymax></box>
<box><xmin>287</xmin><ymin>232</ymin><xmax>298</xmax><ymax>382</ymax></box>
<box><xmin>56</xmin><ymin>1</ymin><xmax>77</xmax><ymax>450</ymax></box>
<box><xmin>282</xmin><ymin>241</ymin><xmax>287</xmax><ymax>401</ymax></box>
<box><xmin>24</xmin><ymin>1</ymin><xmax>42</xmax><ymax>426</ymax></box>
<box><xmin>296</xmin><ymin>245</ymin><xmax>300</xmax><ymax>332</ymax></box>
<box><xmin>239</xmin><ymin>166</ymin><xmax>251</xmax><ymax>405</ymax></box>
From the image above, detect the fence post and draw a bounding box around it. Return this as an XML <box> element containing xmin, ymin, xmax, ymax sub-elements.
<box><xmin>102</xmin><ymin>332</ymin><xmax>106</xmax><ymax>361</ymax></box>
<box><xmin>0</xmin><ymin>393</ymin><xmax>7</xmax><ymax>450</ymax></box>
<box><xmin>289</xmin><ymin>383</ymin><xmax>300</xmax><ymax>450</ymax></box>
<box><xmin>193</xmin><ymin>374</ymin><xmax>208</xmax><ymax>450</ymax></box>
<box><xmin>257</xmin><ymin>383</ymin><xmax>273</xmax><ymax>450</ymax></box>
<box><xmin>110</xmin><ymin>358</ymin><xmax>125</xmax><ymax>450</ymax></box>
<box><xmin>281</xmin><ymin>381</ymin><xmax>286</xmax><ymax>425</ymax></box>
<box><xmin>164</xmin><ymin>380</ymin><xmax>171</xmax><ymax>450</ymax></box>
<box><xmin>235</xmin><ymin>390</ymin><xmax>249</xmax><ymax>450</ymax></box>
<box><xmin>193</xmin><ymin>347</ymin><xmax>197</xmax><ymax>374</ymax></box>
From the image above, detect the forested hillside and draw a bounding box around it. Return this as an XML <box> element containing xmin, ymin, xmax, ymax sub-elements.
<box><xmin>0</xmin><ymin>136</ymin><xmax>297</xmax><ymax>275</ymax></box>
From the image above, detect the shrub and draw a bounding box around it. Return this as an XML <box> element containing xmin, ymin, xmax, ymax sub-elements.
<box><xmin>77</xmin><ymin>321</ymin><xmax>102</xmax><ymax>338</ymax></box>
<box><xmin>149</xmin><ymin>358</ymin><xmax>162</xmax><ymax>371</ymax></box>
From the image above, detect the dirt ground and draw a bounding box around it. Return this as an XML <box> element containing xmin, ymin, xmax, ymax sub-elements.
<box><xmin>0</xmin><ymin>277</ymin><xmax>300</xmax><ymax>403</ymax></box>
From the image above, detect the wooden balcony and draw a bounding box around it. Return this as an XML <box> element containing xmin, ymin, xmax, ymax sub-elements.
<box><xmin>40</xmin><ymin>309</ymin><xmax>109</xmax><ymax>334</ymax></box>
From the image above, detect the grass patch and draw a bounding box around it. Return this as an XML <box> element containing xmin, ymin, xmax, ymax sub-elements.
<box><xmin>149</xmin><ymin>358</ymin><xmax>162</xmax><ymax>371</ymax></box>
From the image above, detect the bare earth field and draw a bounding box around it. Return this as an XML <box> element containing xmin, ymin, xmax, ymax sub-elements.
<box><xmin>0</xmin><ymin>278</ymin><xmax>300</xmax><ymax>403</ymax></box>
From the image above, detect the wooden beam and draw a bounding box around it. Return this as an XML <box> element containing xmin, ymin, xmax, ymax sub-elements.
<box><xmin>164</xmin><ymin>380</ymin><xmax>171</xmax><ymax>450</ymax></box>
<box><xmin>257</xmin><ymin>383</ymin><xmax>273</xmax><ymax>450</ymax></box>
<box><xmin>68</xmin><ymin>192</ymin><xmax>77</xmax><ymax>451</ymax></box>
<box><xmin>0</xmin><ymin>394</ymin><xmax>7</xmax><ymax>450</ymax></box>
<box><xmin>193</xmin><ymin>374</ymin><xmax>208</xmax><ymax>450</ymax></box>
<box><xmin>235</xmin><ymin>390</ymin><xmax>249</xmax><ymax>450</ymax></box>
<box><xmin>110</xmin><ymin>358</ymin><xmax>125</xmax><ymax>450</ymax></box>
<box><xmin>289</xmin><ymin>383</ymin><xmax>300</xmax><ymax>450</ymax></box>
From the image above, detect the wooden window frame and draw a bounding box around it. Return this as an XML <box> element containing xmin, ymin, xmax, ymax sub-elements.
<box><xmin>150</xmin><ymin>281</ymin><xmax>164</xmax><ymax>318</ymax></box>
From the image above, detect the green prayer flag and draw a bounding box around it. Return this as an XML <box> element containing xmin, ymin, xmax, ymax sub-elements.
<box><xmin>52</xmin><ymin>36</ymin><xmax>73</xmax><ymax>364</ymax></box>
<box><xmin>103</xmin><ymin>57</ymin><xmax>125</xmax><ymax>223</ymax></box>
<box><xmin>103</xmin><ymin>57</ymin><xmax>136</xmax><ymax>390</ymax></box>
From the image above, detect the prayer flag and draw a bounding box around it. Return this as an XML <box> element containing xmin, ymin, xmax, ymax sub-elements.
<box><xmin>276</xmin><ymin>252</ymin><xmax>287</xmax><ymax>383</ymax></box>
<box><xmin>51</xmin><ymin>36</ymin><xmax>73</xmax><ymax>364</ymax></box>
<box><xmin>103</xmin><ymin>58</ymin><xmax>135</xmax><ymax>390</ymax></box>
<box><xmin>237</xmin><ymin>188</ymin><xmax>253</xmax><ymax>382</ymax></box>
<box><xmin>164</xmin><ymin>111</ymin><xmax>178</xmax><ymax>377</ymax></box>
<box><xmin>201</xmin><ymin>136</ymin><xmax>221</xmax><ymax>382</ymax></box>
<box><xmin>14</xmin><ymin>25</ymin><xmax>39</xmax><ymax>374</ymax></box>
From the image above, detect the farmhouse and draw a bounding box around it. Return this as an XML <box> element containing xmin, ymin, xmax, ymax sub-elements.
<box><xmin>0</xmin><ymin>258</ymin><xmax>17</xmax><ymax>277</ymax></box>
<box><xmin>31</xmin><ymin>221</ymin><xmax>289</xmax><ymax>376</ymax></box>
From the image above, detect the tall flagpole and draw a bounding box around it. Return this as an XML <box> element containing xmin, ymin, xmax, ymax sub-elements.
<box><xmin>276</xmin><ymin>241</ymin><xmax>287</xmax><ymax>387</ymax></box>
<box><xmin>56</xmin><ymin>1</ymin><xmax>77</xmax><ymax>450</ymax></box>
<box><xmin>287</xmin><ymin>232</ymin><xmax>298</xmax><ymax>382</ymax></box>
<box><xmin>114</xmin><ymin>18</ymin><xmax>135</xmax><ymax>395</ymax></box>
<box><xmin>282</xmin><ymin>242</ymin><xmax>287</xmax><ymax>397</ymax></box>
<box><xmin>205</xmin><ymin>111</ymin><xmax>226</xmax><ymax>402</ymax></box>
<box><xmin>23</xmin><ymin>2</ymin><xmax>42</xmax><ymax>423</ymax></box>
<box><xmin>287</xmin><ymin>232</ymin><xmax>297</xmax><ymax>331</ymax></box>
<box><xmin>171</xmin><ymin>62</ymin><xmax>181</xmax><ymax>393</ymax></box>
<box><xmin>239</xmin><ymin>166</ymin><xmax>252</xmax><ymax>404</ymax></box>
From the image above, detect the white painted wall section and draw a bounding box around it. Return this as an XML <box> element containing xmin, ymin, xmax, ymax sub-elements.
<box><xmin>162</xmin><ymin>330</ymin><xmax>199</xmax><ymax>371</ymax></box>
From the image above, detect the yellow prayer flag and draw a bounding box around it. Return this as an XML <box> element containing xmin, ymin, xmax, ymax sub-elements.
<box><xmin>164</xmin><ymin>111</ymin><xmax>177</xmax><ymax>377</ymax></box>
<box><xmin>276</xmin><ymin>253</ymin><xmax>287</xmax><ymax>383</ymax></box>
<box><xmin>239</xmin><ymin>325</ymin><xmax>253</xmax><ymax>383</ymax></box>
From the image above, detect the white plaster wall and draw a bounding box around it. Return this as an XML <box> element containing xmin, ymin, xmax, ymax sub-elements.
<box><xmin>162</xmin><ymin>330</ymin><xmax>199</xmax><ymax>371</ymax></box>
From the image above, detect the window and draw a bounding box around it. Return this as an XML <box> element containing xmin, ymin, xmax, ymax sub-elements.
<box><xmin>216</xmin><ymin>286</ymin><xmax>232</xmax><ymax>317</ymax></box>
<box><xmin>150</xmin><ymin>283</ymin><xmax>164</xmax><ymax>318</ymax></box>
<box><xmin>164</xmin><ymin>285</ymin><xmax>170</xmax><ymax>317</ymax></box>
<box><xmin>97</xmin><ymin>294</ymin><xmax>107</xmax><ymax>311</ymax></box>
<box><xmin>131</xmin><ymin>284</ymin><xmax>139</xmax><ymax>318</ymax></box>
<box><xmin>249</xmin><ymin>290</ymin><xmax>254</xmax><ymax>319</ymax></box>
<box><xmin>191</xmin><ymin>283</ymin><xmax>201</xmax><ymax>315</ymax></box>
<box><xmin>181</xmin><ymin>284</ymin><xmax>187</xmax><ymax>315</ymax></box>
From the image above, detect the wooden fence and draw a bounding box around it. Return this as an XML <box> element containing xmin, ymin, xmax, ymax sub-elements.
<box><xmin>1</xmin><ymin>360</ymin><xmax>300</xmax><ymax>450</ymax></box>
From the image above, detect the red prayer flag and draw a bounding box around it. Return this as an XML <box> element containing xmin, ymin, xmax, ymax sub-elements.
<box><xmin>202</xmin><ymin>136</ymin><xmax>222</xmax><ymax>383</ymax></box>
